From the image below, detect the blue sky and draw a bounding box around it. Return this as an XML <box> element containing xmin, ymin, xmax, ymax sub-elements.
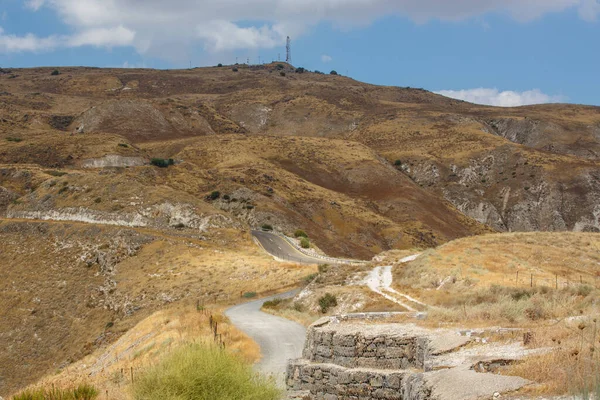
<box><xmin>1</xmin><ymin>0</ymin><xmax>599</xmax><ymax>106</ymax></box>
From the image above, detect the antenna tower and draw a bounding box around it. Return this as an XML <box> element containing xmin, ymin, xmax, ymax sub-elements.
<box><xmin>286</xmin><ymin>36</ymin><xmax>292</xmax><ymax>64</ymax></box>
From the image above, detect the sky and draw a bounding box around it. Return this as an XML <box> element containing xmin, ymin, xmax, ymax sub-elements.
<box><xmin>0</xmin><ymin>0</ymin><xmax>599</xmax><ymax>107</ymax></box>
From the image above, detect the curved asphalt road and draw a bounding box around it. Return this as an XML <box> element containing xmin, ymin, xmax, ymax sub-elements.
<box><xmin>252</xmin><ymin>230</ymin><xmax>326</xmax><ymax>264</ymax></box>
<box><xmin>225</xmin><ymin>290</ymin><xmax>306</xmax><ymax>388</ymax></box>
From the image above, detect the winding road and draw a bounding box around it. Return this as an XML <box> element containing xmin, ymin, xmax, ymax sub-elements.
<box><xmin>251</xmin><ymin>230</ymin><xmax>326</xmax><ymax>264</ymax></box>
<box><xmin>225</xmin><ymin>290</ymin><xmax>306</xmax><ymax>388</ymax></box>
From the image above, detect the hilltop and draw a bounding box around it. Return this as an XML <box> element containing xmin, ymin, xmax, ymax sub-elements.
<box><xmin>1</xmin><ymin>63</ymin><xmax>600</xmax><ymax>396</ymax></box>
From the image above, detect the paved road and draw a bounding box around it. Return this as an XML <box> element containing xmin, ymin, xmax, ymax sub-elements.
<box><xmin>252</xmin><ymin>230</ymin><xmax>326</xmax><ymax>264</ymax></box>
<box><xmin>225</xmin><ymin>291</ymin><xmax>306</xmax><ymax>388</ymax></box>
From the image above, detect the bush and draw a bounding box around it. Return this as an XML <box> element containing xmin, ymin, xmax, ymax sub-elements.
<box><xmin>295</xmin><ymin>67</ymin><xmax>306</xmax><ymax>73</ymax></box>
<box><xmin>300</xmin><ymin>237</ymin><xmax>310</xmax><ymax>249</ymax></box>
<box><xmin>330</xmin><ymin>70</ymin><xmax>338</xmax><ymax>75</ymax></box>
<box><xmin>242</xmin><ymin>292</ymin><xmax>257</xmax><ymax>299</ymax></box>
<box><xmin>262</xmin><ymin>298</ymin><xmax>283</xmax><ymax>309</ymax></box>
<box><xmin>5</xmin><ymin>137</ymin><xmax>23</xmax><ymax>142</ymax></box>
<box><xmin>394</xmin><ymin>159</ymin><xmax>402</xmax><ymax>166</ymax></box>
<box><xmin>276</xmin><ymin>64</ymin><xmax>285</xmax><ymax>70</ymax></box>
<box><xmin>294</xmin><ymin>229</ymin><xmax>308</xmax><ymax>238</ymax></box>
<box><xmin>304</xmin><ymin>273</ymin><xmax>317</xmax><ymax>284</ymax></box>
<box><xmin>280</xmin><ymin>72</ymin><xmax>286</xmax><ymax>77</ymax></box>
<box><xmin>118</xmin><ymin>143</ymin><xmax>129</xmax><ymax>148</ymax></box>
<box><xmin>150</xmin><ymin>158</ymin><xmax>174</xmax><ymax>168</ymax></box>
<box><xmin>94</xmin><ymin>197</ymin><xmax>101</xmax><ymax>204</ymax></box>
<box><xmin>223</xmin><ymin>194</ymin><xmax>230</xmax><ymax>200</ymax></box>
<box><xmin>261</xmin><ymin>224</ymin><xmax>273</xmax><ymax>231</ymax></box>
<box><xmin>132</xmin><ymin>343</ymin><xmax>280</xmax><ymax>400</ymax></box>
<box><xmin>51</xmin><ymin>69</ymin><xmax>60</xmax><ymax>76</ymax></box>
<box><xmin>314</xmin><ymin>70</ymin><xmax>324</xmax><ymax>74</ymax></box>
<box><xmin>12</xmin><ymin>383</ymin><xmax>98</xmax><ymax>400</ymax></box>
<box><xmin>318</xmin><ymin>264</ymin><xmax>329</xmax><ymax>274</ymax></box>
<box><xmin>208</xmin><ymin>191</ymin><xmax>220</xmax><ymax>200</ymax></box>
<box><xmin>232</xmin><ymin>67</ymin><xmax>238</xmax><ymax>72</ymax></box>
<box><xmin>318</xmin><ymin>293</ymin><xmax>337</xmax><ymax>313</ymax></box>
<box><xmin>217</xmin><ymin>63</ymin><xmax>223</xmax><ymax>67</ymax></box>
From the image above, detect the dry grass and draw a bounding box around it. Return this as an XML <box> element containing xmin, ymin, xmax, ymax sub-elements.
<box><xmin>0</xmin><ymin>220</ymin><xmax>313</xmax><ymax>396</ymax></box>
<box><xmin>504</xmin><ymin>320</ymin><xmax>600</xmax><ymax>397</ymax></box>
<box><xmin>26</xmin><ymin>302</ymin><xmax>260</xmax><ymax>400</ymax></box>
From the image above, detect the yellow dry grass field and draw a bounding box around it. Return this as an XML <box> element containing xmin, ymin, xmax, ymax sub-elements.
<box><xmin>0</xmin><ymin>219</ymin><xmax>315</xmax><ymax>396</ymax></box>
<box><xmin>19</xmin><ymin>303</ymin><xmax>259</xmax><ymax>400</ymax></box>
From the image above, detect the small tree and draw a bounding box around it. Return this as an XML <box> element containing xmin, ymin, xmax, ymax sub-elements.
<box><xmin>217</xmin><ymin>63</ymin><xmax>223</xmax><ymax>67</ymax></box>
<box><xmin>318</xmin><ymin>293</ymin><xmax>337</xmax><ymax>313</ymax></box>
<box><xmin>151</xmin><ymin>158</ymin><xmax>170</xmax><ymax>168</ymax></box>
<box><xmin>330</xmin><ymin>70</ymin><xmax>338</xmax><ymax>75</ymax></box>
<box><xmin>294</xmin><ymin>229</ymin><xmax>308</xmax><ymax>238</ymax></box>
<box><xmin>300</xmin><ymin>237</ymin><xmax>310</xmax><ymax>249</ymax></box>
<box><xmin>51</xmin><ymin>69</ymin><xmax>60</xmax><ymax>76</ymax></box>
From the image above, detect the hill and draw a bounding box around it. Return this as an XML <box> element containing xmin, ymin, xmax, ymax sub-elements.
<box><xmin>1</xmin><ymin>63</ymin><xmax>600</xmax><ymax>396</ymax></box>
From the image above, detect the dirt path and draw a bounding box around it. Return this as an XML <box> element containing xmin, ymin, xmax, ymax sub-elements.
<box><xmin>363</xmin><ymin>254</ymin><xmax>429</xmax><ymax>311</ymax></box>
<box><xmin>225</xmin><ymin>291</ymin><xmax>306</xmax><ymax>388</ymax></box>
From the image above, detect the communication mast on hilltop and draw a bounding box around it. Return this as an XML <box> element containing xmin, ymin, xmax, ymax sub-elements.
<box><xmin>286</xmin><ymin>36</ymin><xmax>292</xmax><ymax>64</ymax></box>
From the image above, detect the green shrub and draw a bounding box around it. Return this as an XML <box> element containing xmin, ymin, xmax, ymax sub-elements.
<box><xmin>118</xmin><ymin>143</ymin><xmax>129</xmax><ymax>148</ymax></box>
<box><xmin>51</xmin><ymin>69</ymin><xmax>60</xmax><ymax>76</ymax></box>
<box><xmin>300</xmin><ymin>237</ymin><xmax>310</xmax><ymax>249</ymax></box>
<box><xmin>276</xmin><ymin>64</ymin><xmax>284</xmax><ymax>70</ymax></box>
<box><xmin>12</xmin><ymin>383</ymin><xmax>98</xmax><ymax>400</ymax></box>
<box><xmin>318</xmin><ymin>293</ymin><xmax>337</xmax><ymax>313</ymax></box>
<box><xmin>223</xmin><ymin>194</ymin><xmax>230</xmax><ymax>200</ymax></box>
<box><xmin>314</xmin><ymin>70</ymin><xmax>324</xmax><ymax>74</ymax></box>
<box><xmin>217</xmin><ymin>63</ymin><xmax>223</xmax><ymax>67</ymax></box>
<box><xmin>295</xmin><ymin>67</ymin><xmax>306</xmax><ymax>73</ymax></box>
<box><xmin>294</xmin><ymin>229</ymin><xmax>308</xmax><ymax>238</ymax></box>
<box><xmin>330</xmin><ymin>70</ymin><xmax>338</xmax><ymax>75</ymax></box>
<box><xmin>232</xmin><ymin>67</ymin><xmax>238</xmax><ymax>72</ymax></box>
<box><xmin>94</xmin><ymin>197</ymin><xmax>101</xmax><ymax>204</ymax></box>
<box><xmin>304</xmin><ymin>273</ymin><xmax>317</xmax><ymax>284</ymax></box>
<box><xmin>132</xmin><ymin>343</ymin><xmax>280</xmax><ymax>400</ymax></box>
<box><xmin>280</xmin><ymin>72</ymin><xmax>286</xmax><ymax>77</ymax></box>
<box><xmin>208</xmin><ymin>191</ymin><xmax>221</xmax><ymax>200</ymax></box>
<box><xmin>262</xmin><ymin>298</ymin><xmax>283</xmax><ymax>309</ymax></box>
<box><xmin>44</xmin><ymin>170</ymin><xmax>67</xmax><ymax>177</ymax></box>
<box><xmin>318</xmin><ymin>264</ymin><xmax>329</xmax><ymax>274</ymax></box>
<box><xmin>261</xmin><ymin>224</ymin><xmax>273</xmax><ymax>231</ymax></box>
<box><xmin>242</xmin><ymin>292</ymin><xmax>257</xmax><ymax>299</ymax></box>
<box><xmin>245</xmin><ymin>205</ymin><xmax>254</xmax><ymax>210</ymax></box>
<box><xmin>394</xmin><ymin>159</ymin><xmax>402</xmax><ymax>166</ymax></box>
<box><xmin>5</xmin><ymin>137</ymin><xmax>23</xmax><ymax>142</ymax></box>
<box><xmin>150</xmin><ymin>158</ymin><xmax>172</xmax><ymax>168</ymax></box>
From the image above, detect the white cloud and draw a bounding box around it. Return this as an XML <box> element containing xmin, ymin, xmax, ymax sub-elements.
<box><xmin>435</xmin><ymin>88</ymin><xmax>567</xmax><ymax>107</ymax></box>
<box><xmin>196</xmin><ymin>21</ymin><xmax>285</xmax><ymax>51</ymax></box>
<box><xmin>7</xmin><ymin>0</ymin><xmax>600</xmax><ymax>60</ymax></box>
<box><xmin>321</xmin><ymin>54</ymin><xmax>333</xmax><ymax>63</ymax></box>
<box><xmin>67</xmin><ymin>26</ymin><xmax>135</xmax><ymax>47</ymax></box>
<box><xmin>0</xmin><ymin>25</ymin><xmax>134</xmax><ymax>53</ymax></box>
<box><xmin>579</xmin><ymin>0</ymin><xmax>600</xmax><ymax>20</ymax></box>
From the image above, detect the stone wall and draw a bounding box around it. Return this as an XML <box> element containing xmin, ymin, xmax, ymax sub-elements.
<box><xmin>303</xmin><ymin>323</ymin><xmax>429</xmax><ymax>370</ymax></box>
<box><xmin>287</xmin><ymin>316</ymin><xmax>532</xmax><ymax>400</ymax></box>
<box><xmin>287</xmin><ymin>359</ymin><xmax>430</xmax><ymax>400</ymax></box>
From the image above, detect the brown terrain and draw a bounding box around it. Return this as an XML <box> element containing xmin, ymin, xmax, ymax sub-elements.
<box><xmin>1</xmin><ymin>63</ymin><xmax>600</xmax><ymax>397</ymax></box>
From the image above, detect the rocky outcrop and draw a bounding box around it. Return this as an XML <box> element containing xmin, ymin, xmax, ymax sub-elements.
<box><xmin>402</xmin><ymin>151</ymin><xmax>600</xmax><ymax>233</ymax></box>
<box><xmin>81</xmin><ymin>155</ymin><xmax>146</xmax><ymax>168</ymax></box>
<box><xmin>287</xmin><ymin>316</ymin><xmax>532</xmax><ymax>400</ymax></box>
<box><xmin>7</xmin><ymin>203</ymin><xmax>239</xmax><ymax>231</ymax></box>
